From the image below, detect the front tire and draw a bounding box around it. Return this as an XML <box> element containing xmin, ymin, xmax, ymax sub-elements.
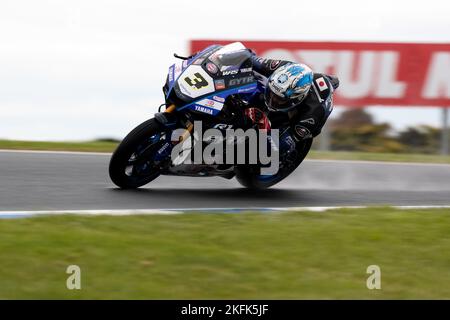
<box><xmin>109</xmin><ymin>119</ymin><xmax>163</xmax><ymax>189</ymax></box>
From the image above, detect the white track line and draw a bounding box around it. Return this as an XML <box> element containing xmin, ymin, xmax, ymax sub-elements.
<box><xmin>1</xmin><ymin>205</ymin><xmax>450</xmax><ymax>218</ymax></box>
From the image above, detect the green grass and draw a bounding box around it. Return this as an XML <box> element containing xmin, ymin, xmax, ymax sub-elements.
<box><xmin>0</xmin><ymin>139</ymin><xmax>118</xmax><ymax>153</ymax></box>
<box><xmin>0</xmin><ymin>207</ymin><xmax>449</xmax><ymax>299</ymax></box>
<box><xmin>1</xmin><ymin>139</ymin><xmax>450</xmax><ymax>164</ymax></box>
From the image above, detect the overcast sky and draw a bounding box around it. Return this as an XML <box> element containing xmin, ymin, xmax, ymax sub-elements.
<box><xmin>1</xmin><ymin>0</ymin><xmax>449</xmax><ymax>141</ymax></box>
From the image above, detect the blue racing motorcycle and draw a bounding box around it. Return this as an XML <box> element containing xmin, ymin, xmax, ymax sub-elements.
<box><xmin>109</xmin><ymin>42</ymin><xmax>312</xmax><ymax>189</ymax></box>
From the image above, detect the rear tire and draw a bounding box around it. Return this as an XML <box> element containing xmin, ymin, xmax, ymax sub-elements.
<box><xmin>109</xmin><ymin>119</ymin><xmax>163</xmax><ymax>189</ymax></box>
<box><xmin>235</xmin><ymin>139</ymin><xmax>312</xmax><ymax>189</ymax></box>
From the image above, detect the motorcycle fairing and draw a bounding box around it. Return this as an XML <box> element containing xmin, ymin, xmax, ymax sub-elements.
<box><xmin>164</xmin><ymin>42</ymin><xmax>257</xmax><ymax>115</ymax></box>
<box><xmin>178</xmin><ymin>82</ymin><xmax>258</xmax><ymax>116</ymax></box>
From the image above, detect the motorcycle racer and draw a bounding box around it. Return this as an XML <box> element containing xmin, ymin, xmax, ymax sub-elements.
<box><xmin>246</xmin><ymin>53</ymin><xmax>340</xmax><ymax>152</ymax></box>
<box><xmin>110</xmin><ymin>42</ymin><xmax>339</xmax><ymax>189</ymax></box>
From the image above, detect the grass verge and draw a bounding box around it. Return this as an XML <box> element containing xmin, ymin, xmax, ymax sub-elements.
<box><xmin>1</xmin><ymin>139</ymin><xmax>450</xmax><ymax>164</ymax></box>
<box><xmin>0</xmin><ymin>139</ymin><xmax>118</xmax><ymax>153</ymax></box>
<box><xmin>0</xmin><ymin>207</ymin><xmax>449</xmax><ymax>299</ymax></box>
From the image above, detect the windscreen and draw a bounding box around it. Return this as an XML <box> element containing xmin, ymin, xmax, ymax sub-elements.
<box><xmin>209</xmin><ymin>49</ymin><xmax>252</xmax><ymax>71</ymax></box>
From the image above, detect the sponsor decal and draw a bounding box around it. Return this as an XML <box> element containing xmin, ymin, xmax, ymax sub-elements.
<box><xmin>197</xmin><ymin>98</ymin><xmax>223</xmax><ymax>110</ymax></box>
<box><xmin>316</xmin><ymin>77</ymin><xmax>328</xmax><ymax>91</ymax></box>
<box><xmin>168</xmin><ymin>66</ymin><xmax>174</xmax><ymax>82</ymax></box>
<box><xmin>222</xmin><ymin>69</ymin><xmax>239</xmax><ymax>76</ymax></box>
<box><xmin>240</xmin><ymin>67</ymin><xmax>252</xmax><ymax>73</ymax></box>
<box><xmin>157</xmin><ymin>142</ymin><xmax>170</xmax><ymax>155</ymax></box>
<box><xmin>214</xmin><ymin>79</ymin><xmax>226</xmax><ymax>90</ymax></box>
<box><xmin>182</xmin><ymin>60</ymin><xmax>189</xmax><ymax>69</ymax></box>
<box><xmin>294</xmin><ymin>125</ymin><xmax>312</xmax><ymax>139</ymax></box>
<box><xmin>238</xmin><ymin>85</ymin><xmax>257</xmax><ymax>93</ymax></box>
<box><xmin>228</xmin><ymin>76</ymin><xmax>254</xmax><ymax>86</ymax></box>
<box><xmin>213</xmin><ymin>95</ymin><xmax>225</xmax><ymax>103</ymax></box>
<box><xmin>206</xmin><ymin>62</ymin><xmax>218</xmax><ymax>74</ymax></box>
<box><xmin>194</xmin><ymin>105</ymin><xmax>213</xmax><ymax>115</ymax></box>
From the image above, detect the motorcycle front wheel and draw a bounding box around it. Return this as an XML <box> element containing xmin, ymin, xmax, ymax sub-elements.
<box><xmin>109</xmin><ymin>118</ymin><xmax>164</xmax><ymax>189</ymax></box>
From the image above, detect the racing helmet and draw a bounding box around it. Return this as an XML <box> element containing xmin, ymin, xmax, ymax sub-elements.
<box><xmin>264</xmin><ymin>63</ymin><xmax>313</xmax><ymax>112</ymax></box>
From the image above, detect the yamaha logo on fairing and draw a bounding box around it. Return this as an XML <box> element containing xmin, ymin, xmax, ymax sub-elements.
<box><xmin>194</xmin><ymin>105</ymin><xmax>213</xmax><ymax>115</ymax></box>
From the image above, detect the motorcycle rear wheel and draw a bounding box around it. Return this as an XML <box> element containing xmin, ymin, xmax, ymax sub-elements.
<box><xmin>235</xmin><ymin>138</ymin><xmax>312</xmax><ymax>189</ymax></box>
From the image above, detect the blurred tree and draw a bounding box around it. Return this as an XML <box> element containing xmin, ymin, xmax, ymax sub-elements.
<box><xmin>397</xmin><ymin>126</ymin><xmax>441</xmax><ymax>154</ymax></box>
<box><xmin>312</xmin><ymin>108</ymin><xmax>445</xmax><ymax>154</ymax></box>
<box><xmin>330</xmin><ymin>108</ymin><xmax>374</xmax><ymax>127</ymax></box>
<box><xmin>328</xmin><ymin>109</ymin><xmax>405</xmax><ymax>152</ymax></box>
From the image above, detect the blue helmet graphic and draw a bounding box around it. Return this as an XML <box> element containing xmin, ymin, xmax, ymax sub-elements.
<box><xmin>265</xmin><ymin>63</ymin><xmax>313</xmax><ymax>112</ymax></box>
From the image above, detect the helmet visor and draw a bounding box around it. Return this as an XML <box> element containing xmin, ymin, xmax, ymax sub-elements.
<box><xmin>265</xmin><ymin>89</ymin><xmax>296</xmax><ymax>112</ymax></box>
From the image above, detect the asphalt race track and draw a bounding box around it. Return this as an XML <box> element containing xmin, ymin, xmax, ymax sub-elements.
<box><xmin>1</xmin><ymin>150</ymin><xmax>450</xmax><ymax>212</ymax></box>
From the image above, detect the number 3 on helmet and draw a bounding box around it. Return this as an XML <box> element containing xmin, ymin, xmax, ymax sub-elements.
<box><xmin>265</xmin><ymin>63</ymin><xmax>314</xmax><ymax>112</ymax></box>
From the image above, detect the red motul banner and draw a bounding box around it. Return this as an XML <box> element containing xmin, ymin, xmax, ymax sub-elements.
<box><xmin>190</xmin><ymin>40</ymin><xmax>450</xmax><ymax>107</ymax></box>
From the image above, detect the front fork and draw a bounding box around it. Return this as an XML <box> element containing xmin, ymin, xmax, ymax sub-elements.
<box><xmin>153</xmin><ymin>104</ymin><xmax>194</xmax><ymax>161</ymax></box>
